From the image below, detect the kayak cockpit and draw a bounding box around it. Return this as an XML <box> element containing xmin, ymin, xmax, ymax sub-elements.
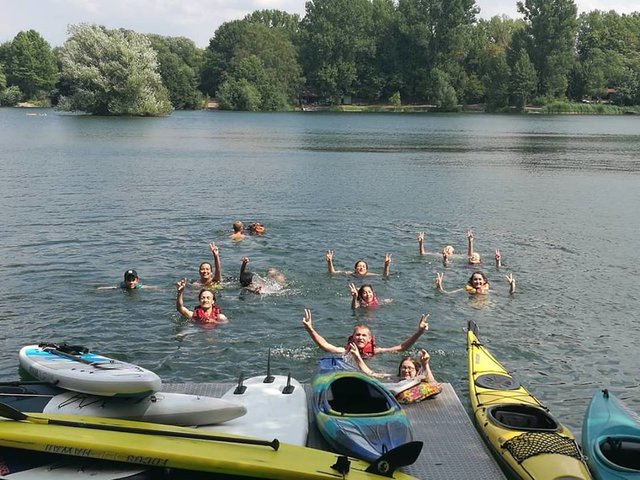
<box><xmin>327</xmin><ymin>377</ymin><xmax>392</xmax><ymax>415</ymax></box>
<box><xmin>597</xmin><ymin>436</ymin><xmax>640</xmax><ymax>471</ymax></box>
<box><xmin>488</xmin><ymin>404</ymin><xmax>560</xmax><ymax>432</ymax></box>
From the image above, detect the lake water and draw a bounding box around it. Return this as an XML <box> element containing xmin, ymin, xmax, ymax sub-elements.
<box><xmin>1</xmin><ymin>108</ymin><xmax>639</xmax><ymax>435</ymax></box>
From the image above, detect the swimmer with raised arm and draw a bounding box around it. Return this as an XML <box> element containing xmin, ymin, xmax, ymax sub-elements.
<box><xmin>326</xmin><ymin>250</ymin><xmax>391</xmax><ymax>277</ymax></box>
<box><xmin>302</xmin><ymin>308</ymin><xmax>429</xmax><ymax>359</ymax></box>
<box><xmin>176</xmin><ymin>278</ymin><xmax>228</xmax><ymax>325</ymax></box>
<box><xmin>467</xmin><ymin>229</ymin><xmax>482</xmax><ymax>265</ymax></box>
<box><xmin>348</xmin><ymin>283</ymin><xmax>378</xmax><ymax>309</ymax></box>
<box><xmin>239</xmin><ymin>256</ymin><xmax>285</xmax><ymax>294</ymax></box>
<box><xmin>435</xmin><ymin>271</ymin><xmax>516</xmax><ymax>295</ymax></box>
<box><xmin>192</xmin><ymin>242</ymin><xmax>222</xmax><ymax>290</ymax></box>
<box><xmin>418</xmin><ymin>231</ymin><xmax>455</xmax><ymax>266</ymax></box>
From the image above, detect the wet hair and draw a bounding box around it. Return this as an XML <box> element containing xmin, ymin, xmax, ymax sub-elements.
<box><xmin>467</xmin><ymin>271</ymin><xmax>488</xmax><ymax>285</ymax></box>
<box><xmin>198</xmin><ymin>289</ymin><xmax>216</xmax><ymax>302</ymax></box>
<box><xmin>358</xmin><ymin>284</ymin><xmax>376</xmax><ymax>301</ymax></box>
<box><xmin>397</xmin><ymin>357</ymin><xmax>421</xmax><ymax>377</ymax></box>
<box><xmin>248</xmin><ymin>223</ymin><xmax>265</xmax><ymax>234</ymax></box>
<box><xmin>233</xmin><ymin>221</ymin><xmax>244</xmax><ymax>233</ymax></box>
<box><xmin>352</xmin><ymin>323</ymin><xmax>372</xmax><ymax>336</ymax></box>
<box><xmin>353</xmin><ymin>259</ymin><xmax>368</xmax><ymax>272</ymax></box>
<box><xmin>240</xmin><ymin>271</ymin><xmax>254</xmax><ymax>287</ymax></box>
<box><xmin>199</xmin><ymin>262</ymin><xmax>212</xmax><ymax>271</ymax></box>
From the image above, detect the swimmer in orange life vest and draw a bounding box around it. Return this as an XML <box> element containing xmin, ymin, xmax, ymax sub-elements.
<box><xmin>348</xmin><ymin>283</ymin><xmax>379</xmax><ymax>309</ymax></box>
<box><xmin>326</xmin><ymin>250</ymin><xmax>391</xmax><ymax>277</ymax></box>
<box><xmin>435</xmin><ymin>270</ymin><xmax>516</xmax><ymax>295</ymax></box>
<box><xmin>302</xmin><ymin>308</ymin><xmax>429</xmax><ymax>359</ymax></box>
<box><xmin>248</xmin><ymin>222</ymin><xmax>265</xmax><ymax>235</ymax></box>
<box><xmin>176</xmin><ymin>278</ymin><xmax>228</xmax><ymax>325</ymax></box>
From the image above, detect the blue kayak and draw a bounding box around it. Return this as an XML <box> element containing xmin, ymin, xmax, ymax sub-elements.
<box><xmin>582</xmin><ymin>389</ymin><xmax>640</xmax><ymax>479</ymax></box>
<box><xmin>312</xmin><ymin>356</ymin><xmax>413</xmax><ymax>462</ymax></box>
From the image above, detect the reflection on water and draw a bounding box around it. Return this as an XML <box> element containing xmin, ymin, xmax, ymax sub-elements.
<box><xmin>1</xmin><ymin>108</ymin><xmax>639</xmax><ymax>434</ymax></box>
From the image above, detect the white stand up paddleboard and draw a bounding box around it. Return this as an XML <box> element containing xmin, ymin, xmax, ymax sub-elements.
<box><xmin>19</xmin><ymin>345</ymin><xmax>161</xmax><ymax>397</ymax></box>
<box><xmin>201</xmin><ymin>374</ymin><xmax>309</xmax><ymax>446</ymax></box>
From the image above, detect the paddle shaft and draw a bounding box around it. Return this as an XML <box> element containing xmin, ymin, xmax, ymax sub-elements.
<box><xmin>0</xmin><ymin>402</ymin><xmax>279</xmax><ymax>451</ymax></box>
<box><xmin>42</xmin><ymin>348</ymin><xmax>118</xmax><ymax>369</ymax></box>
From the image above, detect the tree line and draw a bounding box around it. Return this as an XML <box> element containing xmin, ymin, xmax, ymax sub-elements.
<box><xmin>0</xmin><ymin>0</ymin><xmax>639</xmax><ymax>115</ymax></box>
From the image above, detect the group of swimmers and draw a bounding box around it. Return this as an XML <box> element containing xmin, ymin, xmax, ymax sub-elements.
<box><xmin>107</xmin><ymin>224</ymin><xmax>517</xmax><ymax>401</ymax></box>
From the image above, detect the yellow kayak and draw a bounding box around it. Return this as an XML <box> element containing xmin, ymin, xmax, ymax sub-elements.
<box><xmin>466</xmin><ymin>321</ymin><xmax>592</xmax><ymax>480</ymax></box>
<box><xmin>0</xmin><ymin>402</ymin><xmax>420</xmax><ymax>480</ymax></box>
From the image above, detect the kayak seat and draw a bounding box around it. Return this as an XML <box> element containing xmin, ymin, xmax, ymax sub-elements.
<box><xmin>328</xmin><ymin>377</ymin><xmax>389</xmax><ymax>414</ymax></box>
<box><xmin>599</xmin><ymin>437</ymin><xmax>640</xmax><ymax>470</ymax></box>
<box><xmin>488</xmin><ymin>405</ymin><xmax>560</xmax><ymax>432</ymax></box>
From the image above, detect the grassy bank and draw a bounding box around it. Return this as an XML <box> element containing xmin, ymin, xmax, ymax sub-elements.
<box><xmin>321</xmin><ymin>102</ymin><xmax>640</xmax><ymax>114</ymax></box>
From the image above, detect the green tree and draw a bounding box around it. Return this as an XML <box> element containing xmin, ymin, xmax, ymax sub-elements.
<box><xmin>0</xmin><ymin>64</ymin><xmax>6</xmax><ymax>92</ymax></box>
<box><xmin>517</xmin><ymin>0</ymin><xmax>578</xmax><ymax>99</ymax></box>
<box><xmin>396</xmin><ymin>0</ymin><xmax>477</xmax><ymax>103</ymax></box>
<box><xmin>509</xmin><ymin>48</ymin><xmax>537</xmax><ymax>109</ymax></box>
<box><xmin>202</xmin><ymin>20</ymin><xmax>302</xmax><ymax>110</ymax></box>
<box><xmin>243</xmin><ymin>9</ymin><xmax>301</xmax><ymax>43</ymax></box>
<box><xmin>3</xmin><ymin>30</ymin><xmax>57</xmax><ymax>100</ymax></box>
<box><xmin>465</xmin><ymin>16</ymin><xmax>523</xmax><ymax>104</ymax></box>
<box><xmin>573</xmin><ymin>11</ymin><xmax>640</xmax><ymax>103</ymax></box>
<box><xmin>300</xmin><ymin>0</ymin><xmax>376</xmax><ymax>103</ymax></box>
<box><xmin>0</xmin><ymin>85</ymin><xmax>22</xmax><ymax>106</ymax></box>
<box><xmin>147</xmin><ymin>35</ymin><xmax>204</xmax><ymax>109</ymax></box>
<box><xmin>217</xmin><ymin>55</ymin><xmax>289</xmax><ymax>111</ymax></box>
<box><xmin>483</xmin><ymin>55</ymin><xmax>510</xmax><ymax>111</ymax></box>
<box><xmin>58</xmin><ymin>24</ymin><xmax>172</xmax><ymax>116</ymax></box>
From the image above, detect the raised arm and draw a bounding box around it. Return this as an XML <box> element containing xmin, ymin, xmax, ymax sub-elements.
<box><xmin>348</xmin><ymin>283</ymin><xmax>360</xmax><ymax>309</ymax></box>
<box><xmin>210</xmin><ymin>242</ymin><xmax>222</xmax><ymax>282</ymax></box>
<box><xmin>467</xmin><ymin>229</ymin><xmax>474</xmax><ymax>258</ymax></box>
<box><xmin>418</xmin><ymin>232</ymin><xmax>426</xmax><ymax>256</ymax></box>
<box><xmin>326</xmin><ymin>250</ymin><xmax>337</xmax><ymax>274</ymax></box>
<box><xmin>377</xmin><ymin>314</ymin><xmax>429</xmax><ymax>353</ymax></box>
<box><xmin>505</xmin><ymin>273</ymin><xmax>516</xmax><ymax>294</ymax></box>
<box><xmin>419</xmin><ymin>349</ymin><xmax>438</xmax><ymax>384</ymax></box>
<box><xmin>175</xmin><ymin>279</ymin><xmax>193</xmax><ymax>319</ymax></box>
<box><xmin>302</xmin><ymin>308</ymin><xmax>344</xmax><ymax>354</ymax></box>
<box><xmin>435</xmin><ymin>272</ymin><xmax>446</xmax><ymax>293</ymax></box>
<box><xmin>383</xmin><ymin>253</ymin><xmax>392</xmax><ymax>277</ymax></box>
<box><xmin>495</xmin><ymin>249</ymin><xmax>502</xmax><ymax>269</ymax></box>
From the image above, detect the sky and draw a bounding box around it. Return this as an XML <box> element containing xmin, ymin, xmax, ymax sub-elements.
<box><xmin>1</xmin><ymin>0</ymin><xmax>638</xmax><ymax>49</ymax></box>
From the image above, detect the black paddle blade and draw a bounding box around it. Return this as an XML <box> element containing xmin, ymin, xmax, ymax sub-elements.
<box><xmin>365</xmin><ymin>441</ymin><xmax>423</xmax><ymax>477</ymax></box>
<box><xmin>0</xmin><ymin>401</ymin><xmax>29</xmax><ymax>421</ymax></box>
